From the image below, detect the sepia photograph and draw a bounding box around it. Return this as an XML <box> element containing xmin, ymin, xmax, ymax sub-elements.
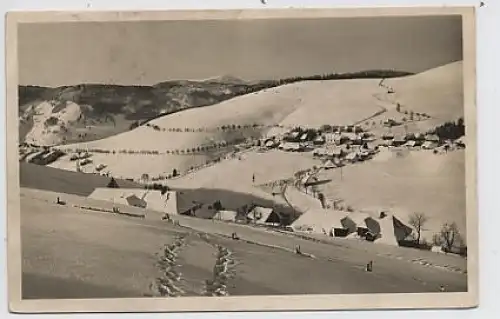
<box><xmin>6</xmin><ymin>7</ymin><xmax>477</xmax><ymax>313</ymax></box>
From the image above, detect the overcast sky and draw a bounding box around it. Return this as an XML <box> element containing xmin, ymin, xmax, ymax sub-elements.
<box><xmin>18</xmin><ymin>15</ymin><xmax>463</xmax><ymax>87</ymax></box>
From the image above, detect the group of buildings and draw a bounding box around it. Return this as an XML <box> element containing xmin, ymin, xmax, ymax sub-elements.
<box><xmin>259</xmin><ymin>125</ymin><xmax>464</xmax><ymax>164</ymax></box>
<box><xmin>87</xmin><ymin>186</ymin><xmax>414</xmax><ymax>247</ymax></box>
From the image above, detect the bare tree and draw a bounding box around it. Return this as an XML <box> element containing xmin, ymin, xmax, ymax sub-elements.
<box><xmin>408</xmin><ymin>212</ymin><xmax>428</xmax><ymax>244</ymax></box>
<box><xmin>433</xmin><ymin>222</ymin><xmax>461</xmax><ymax>252</ymax></box>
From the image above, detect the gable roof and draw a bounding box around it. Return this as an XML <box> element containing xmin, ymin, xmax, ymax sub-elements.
<box><xmin>88</xmin><ymin>187</ymin><xmax>178</xmax><ymax>215</ymax></box>
<box><xmin>247</xmin><ymin>206</ymin><xmax>278</xmax><ymax>224</ymax></box>
<box><xmin>291</xmin><ymin>208</ymin><xmax>347</xmax><ymax>233</ymax></box>
<box><xmin>323</xmin><ymin>160</ymin><xmax>336</xmax><ymax>168</ymax></box>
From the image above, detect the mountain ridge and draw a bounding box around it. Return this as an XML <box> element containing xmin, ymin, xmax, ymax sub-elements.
<box><xmin>19</xmin><ymin>69</ymin><xmax>414</xmax><ymax>146</ymax></box>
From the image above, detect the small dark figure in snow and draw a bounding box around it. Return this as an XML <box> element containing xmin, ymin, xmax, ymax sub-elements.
<box><xmin>252</xmin><ymin>174</ymin><xmax>256</xmax><ymax>184</ymax></box>
<box><xmin>440</xmin><ymin>285</ymin><xmax>446</xmax><ymax>292</ymax></box>
<box><xmin>56</xmin><ymin>197</ymin><xmax>66</xmax><ymax>205</ymax></box>
<box><xmin>162</xmin><ymin>213</ymin><xmax>171</xmax><ymax>221</ymax></box>
<box><xmin>231</xmin><ymin>232</ymin><xmax>240</xmax><ymax>240</ymax></box>
<box><xmin>295</xmin><ymin>245</ymin><xmax>302</xmax><ymax>255</ymax></box>
<box><xmin>366</xmin><ymin>260</ymin><xmax>373</xmax><ymax>272</ymax></box>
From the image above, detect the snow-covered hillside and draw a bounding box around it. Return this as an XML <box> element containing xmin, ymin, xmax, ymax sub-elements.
<box><xmin>23</xmin><ymin>100</ymin><xmax>82</xmax><ymax>146</ymax></box>
<box><xmin>48</xmin><ymin>62</ymin><xmax>462</xmax><ymax>181</ymax></box>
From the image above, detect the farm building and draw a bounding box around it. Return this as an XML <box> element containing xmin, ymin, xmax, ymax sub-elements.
<box><xmin>421</xmin><ymin>141</ymin><xmax>438</xmax><ymax>150</ymax></box>
<box><xmin>312</xmin><ymin>147</ymin><xmax>328</xmax><ymax>157</ymax></box>
<box><xmin>247</xmin><ymin>206</ymin><xmax>282</xmax><ymax>226</ymax></box>
<box><xmin>382</xmin><ymin>132</ymin><xmax>395</xmax><ymax>140</ymax></box>
<box><xmin>290</xmin><ymin>208</ymin><xmax>347</xmax><ymax>235</ymax></box>
<box><xmin>80</xmin><ymin>158</ymin><xmax>93</xmax><ymax>166</ymax></box>
<box><xmin>384</xmin><ymin>119</ymin><xmax>400</xmax><ymax>127</ymax></box>
<box><xmin>391</xmin><ymin>136</ymin><xmax>407</xmax><ymax>147</ymax></box>
<box><xmin>425</xmin><ymin>134</ymin><xmax>440</xmax><ymax>143</ymax></box>
<box><xmin>313</xmin><ymin>136</ymin><xmax>326</xmax><ymax>145</ymax></box>
<box><xmin>283</xmin><ymin>131</ymin><xmax>301</xmax><ymax>142</ymax></box>
<box><xmin>323</xmin><ymin>133</ymin><xmax>337</xmax><ymax>143</ymax></box>
<box><xmin>340</xmin><ymin>212</ymin><xmax>413</xmax><ymax>245</ymax></box>
<box><xmin>95</xmin><ymin>164</ymin><xmax>107</xmax><ymax>172</ymax></box>
<box><xmin>290</xmin><ymin>208</ymin><xmax>412</xmax><ymax>246</ymax></box>
<box><xmin>278</xmin><ymin>142</ymin><xmax>302</xmax><ymax>152</ymax></box>
<box><xmin>212</xmin><ymin>210</ymin><xmax>239</xmax><ymax>222</ymax></box>
<box><xmin>357</xmin><ymin>151</ymin><xmax>372</xmax><ymax>161</ymax></box>
<box><xmin>264</xmin><ymin>139</ymin><xmax>278</xmax><ymax>148</ymax></box>
<box><xmin>341</xmin><ymin>212</ymin><xmax>371</xmax><ymax>236</ymax></box>
<box><xmin>88</xmin><ymin>188</ymin><xmax>179</xmax><ymax>217</ymax></box>
<box><xmin>404</xmin><ymin>140</ymin><xmax>417</xmax><ymax>148</ymax></box>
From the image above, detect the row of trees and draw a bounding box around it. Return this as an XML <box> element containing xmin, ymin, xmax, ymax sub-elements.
<box><xmin>395</xmin><ymin>104</ymin><xmax>431</xmax><ymax>119</ymax></box>
<box><xmin>131</xmin><ymin>122</ymin><xmax>285</xmax><ymax>132</ymax></box>
<box><xmin>430</xmin><ymin>117</ymin><xmax>465</xmax><ymax>141</ymax></box>
<box><xmin>146</xmin><ymin>156</ymin><xmax>228</xmax><ymax>182</ymax></box>
<box><xmin>64</xmin><ymin>139</ymin><xmax>246</xmax><ymax>157</ymax></box>
<box><xmin>318</xmin><ymin>124</ymin><xmax>365</xmax><ymax>134</ymax></box>
<box><xmin>267</xmin><ymin>70</ymin><xmax>413</xmax><ymax>87</ymax></box>
<box><xmin>408</xmin><ymin>212</ymin><xmax>465</xmax><ymax>255</ymax></box>
<box><xmin>144</xmin><ymin>183</ymin><xmax>170</xmax><ymax>195</ymax></box>
<box><xmin>140</xmin><ymin>153</ymin><xmax>234</xmax><ymax>182</ymax></box>
<box><xmin>108</xmin><ymin>176</ymin><xmax>172</xmax><ymax>194</ymax></box>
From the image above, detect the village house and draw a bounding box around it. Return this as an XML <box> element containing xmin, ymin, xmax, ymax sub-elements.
<box><xmin>323</xmin><ymin>132</ymin><xmax>337</xmax><ymax>143</ymax></box>
<box><xmin>212</xmin><ymin>210</ymin><xmax>239</xmax><ymax>222</ymax></box>
<box><xmin>384</xmin><ymin>119</ymin><xmax>401</xmax><ymax>127</ymax></box>
<box><xmin>391</xmin><ymin>135</ymin><xmax>406</xmax><ymax>147</ymax></box>
<box><xmin>331</xmin><ymin>147</ymin><xmax>345</xmax><ymax>158</ymax></box>
<box><xmin>80</xmin><ymin>158</ymin><xmax>93</xmax><ymax>166</ymax></box>
<box><xmin>284</xmin><ymin>131</ymin><xmax>301</xmax><ymax>142</ymax></box>
<box><xmin>95</xmin><ymin>163</ymin><xmax>107</xmax><ymax>172</ymax></box>
<box><xmin>421</xmin><ymin>141</ymin><xmax>438</xmax><ymax>150</ymax></box>
<box><xmin>405</xmin><ymin>133</ymin><xmax>424</xmax><ymax>146</ymax></box>
<box><xmin>382</xmin><ymin>132</ymin><xmax>395</xmax><ymax>140</ymax></box>
<box><xmin>313</xmin><ymin>136</ymin><xmax>326</xmax><ymax>146</ymax></box>
<box><xmin>404</xmin><ymin>140</ymin><xmax>417</xmax><ymax>148</ymax></box>
<box><xmin>345</xmin><ymin>125</ymin><xmax>356</xmax><ymax>132</ymax></box>
<box><xmin>314</xmin><ymin>145</ymin><xmax>346</xmax><ymax>158</ymax></box>
<box><xmin>357</xmin><ymin>150</ymin><xmax>372</xmax><ymax>161</ymax></box>
<box><xmin>335</xmin><ymin>133</ymin><xmax>360</xmax><ymax>145</ymax></box>
<box><xmin>264</xmin><ymin>138</ymin><xmax>278</xmax><ymax>149</ymax></box>
<box><xmin>278</xmin><ymin>142</ymin><xmax>302</xmax><ymax>152</ymax></box>
<box><xmin>312</xmin><ymin>147</ymin><xmax>327</xmax><ymax>157</ymax></box>
<box><xmin>425</xmin><ymin>134</ymin><xmax>440</xmax><ymax>143</ymax></box>
<box><xmin>246</xmin><ymin>206</ymin><xmax>282</xmax><ymax>226</ymax></box>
